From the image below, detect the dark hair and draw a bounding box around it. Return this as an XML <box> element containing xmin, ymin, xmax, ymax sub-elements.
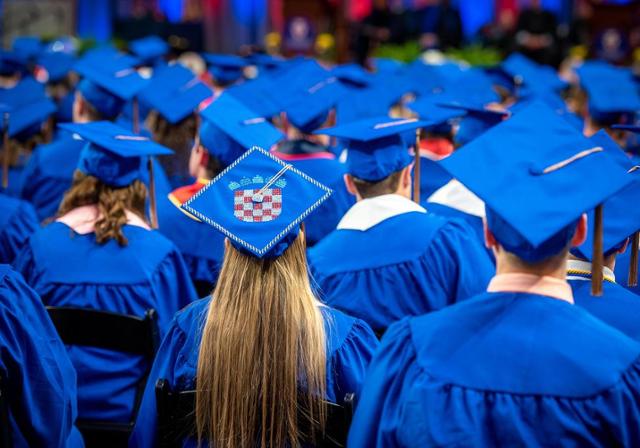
<box><xmin>146</xmin><ymin>110</ymin><xmax>197</xmax><ymax>180</ymax></box>
<box><xmin>351</xmin><ymin>170</ymin><xmax>403</xmax><ymax>199</ymax></box>
<box><xmin>79</xmin><ymin>93</ymin><xmax>106</xmax><ymax>122</ymax></box>
<box><xmin>57</xmin><ymin>171</ymin><xmax>148</xmax><ymax>246</ymax></box>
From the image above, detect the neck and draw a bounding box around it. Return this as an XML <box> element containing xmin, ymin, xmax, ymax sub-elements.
<box><xmin>495</xmin><ymin>250</ymin><xmax>568</xmax><ymax>281</ymax></box>
<box><xmin>568</xmin><ymin>253</ymin><xmax>617</xmax><ymax>271</ymax></box>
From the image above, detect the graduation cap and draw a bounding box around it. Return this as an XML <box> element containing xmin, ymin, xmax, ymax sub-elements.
<box><xmin>0</xmin><ymin>51</ymin><xmax>26</xmax><ymax>76</ymax></box>
<box><xmin>332</xmin><ymin>63</ymin><xmax>372</xmax><ymax>88</ymax></box>
<box><xmin>439</xmin><ymin>102</ymin><xmax>510</xmax><ymax>146</ymax></box>
<box><xmin>129</xmin><ymin>36</ymin><xmax>169</xmax><ymax>64</ymax></box>
<box><xmin>570</xmin><ymin>130</ymin><xmax>640</xmax><ymax>286</ymax></box>
<box><xmin>501</xmin><ymin>53</ymin><xmax>568</xmax><ymax>93</ymax></box>
<box><xmin>34</xmin><ymin>52</ymin><xmax>76</xmax><ymax>83</ymax></box>
<box><xmin>12</xmin><ymin>36</ymin><xmax>42</xmax><ymax>62</ymax></box>
<box><xmin>139</xmin><ymin>64</ymin><xmax>212</xmax><ymax>124</ymax></box>
<box><xmin>407</xmin><ymin>94</ymin><xmax>468</xmax><ymax>131</ymax></box>
<box><xmin>199</xmin><ymin>93</ymin><xmax>284</xmax><ymax>167</ymax></box>
<box><xmin>181</xmin><ymin>146</ymin><xmax>332</xmax><ymax>258</ymax></box>
<box><xmin>440</xmin><ymin>101</ymin><xmax>634</xmax><ymax>295</ymax></box>
<box><xmin>226</xmin><ymin>76</ymin><xmax>282</xmax><ymax>119</ymax></box>
<box><xmin>316</xmin><ymin>116</ymin><xmax>428</xmax><ymax>200</ymax></box>
<box><xmin>245</xmin><ymin>53</ymin><xmax>286</xmax><ymax>73</ymax></box>
<box><xmin>203</xmin><ymin>54</ymin><xmax>247</xmax><ymax>85</ymax></box>
<box><xmin>59</xmin><ymin>121</ymin><xmax>173</xmax><ymax>228</ymax></box>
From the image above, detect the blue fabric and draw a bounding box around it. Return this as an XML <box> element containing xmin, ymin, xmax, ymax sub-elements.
<box><xmin>0</xmin><ymin>166</ymin><xmax>25</xmax><ymax>198</ymax></box>
<box><xmin>15</xmin><ymin>223</ymin><xmax>198</xmax><ymax>423</ymax></box>
<box><xmin>0</xmin><ymin>264</ymin><xmax>84</xmax><ymax>447</ymax></box>
<box><xmin>615</xmin><ymin>248</ymin><xmax>640</xmax><ymax>296</ymax></box>
<box><xmin>0</xmin><ymin>194</ymin><xmax>38</xmax><ymax>264</ymax></box>
<box><xmin>349</xmin><ymin>292</ymin><xmax>640</xmax><ymax>447</ymax></box>
<box><xmin>157</xmin><ymin>193</ymin><xmax>225</xmax><ymax>291</ymax></box>
<box><xmin>19</xmin><ymin>134</ymin><xmax>85</xmax><ymax>221</ymax></box>
<box><xmin>570</xmin><ymin>278</ymin><xmax>640</xmax><ymax>341</ymax></box>
<box><xmin>419</xmin><ymin>157</ymin><xmax>453</xmax><ymax>199</ymax></box>
<box><xmin>309</xmin><ymin>212</ymin><xmax>494</xmax><ymax>333</ymax></box>
<box><xmin>129</xmin><ymin>297</ymin><xmax>379</xmax><ymax>447</ymax></box>
<box><xmin>77</xmin><ymin>79</ymin><xmax>124</xmax><ymax>119</ymax></box>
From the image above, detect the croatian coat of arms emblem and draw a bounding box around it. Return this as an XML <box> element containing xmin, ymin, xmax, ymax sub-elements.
<box><xmin>229</xmin><ymin>175</ymin><xmax>287</xmax><ymax>223</ymax></box>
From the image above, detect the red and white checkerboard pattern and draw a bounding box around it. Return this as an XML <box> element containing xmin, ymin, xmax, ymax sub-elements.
<box><xmin>234</xmin><ymin>188</ymin><xmax>282</xmax><ymax>222</ymax></box>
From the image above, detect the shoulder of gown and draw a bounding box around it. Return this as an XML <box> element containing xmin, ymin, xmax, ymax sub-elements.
<box><xmin>0</xmin><ymin>194</ymin><xmax>39</xmax><ymax>264</ymax></box>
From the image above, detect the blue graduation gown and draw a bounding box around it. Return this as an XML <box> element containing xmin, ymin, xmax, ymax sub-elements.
<box><xmin>308</xmin><ymin>212</ymin><xmax>494</xmax><ymax>333</ymax></box>
<box><xmin>274</xmin><ymin>141</ymin><xmax>355</xmax><ymax>246</ymax></box>
<box><xmin>419</xmin><ymin>157</ymin><xmax>452</xmax><ymax>200</ymax></box>
<box><xmin>0</xmin><ymin>264</ymin><xmax>84</xmax><ymax>447</ymax></box>
<box><xmin>349</xmin><ymin>292</ymin><xmax>640</xmax><ymax>447</ymax></box>
<box><xmin>157</xmin><ymin>183</ymin><xmax>226</xmax><ymax>294</ymax></box>
<box><xmin>569</xmin><ymin>275</ymin><xmax>640</xmax><ymax>341</ymax></box>
<box><xmin>129</xmin><ymin>297</ymin><xmax>379</xmax><ymax>447</ymax></box>
<box><xmin>0</xmin><ymin>194</ymin><xmax>38</xmax><ymax>264</ymax></box>
<box><xmin>0</xmin><ymin>167</ymin><xmax>25</xmax><ymax>198</ymax></box>
<box><xmin>614</xmin><ymin>248</ymin><xmax>640</xmax><ymax>296</ymax></box>
<box><xmin>19</xmin><ymin>134</ymin><xmax>85</xmax><ymax>220</ymax></box>
<box><xmin>15</xmin><ymin>222</ymin><xmax>198</xmax><ymax>423</ymax></box>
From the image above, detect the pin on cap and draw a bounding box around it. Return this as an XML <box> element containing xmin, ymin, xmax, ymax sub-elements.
<box><xmin>440</xmin><ymin>101</ymin><xmax>634</xmax><ymax>296</ymax></box>
<box><xmin>181</xmin><ymin>146</ymin><xmax>332</xmax><ymax>258</ymax></box>
<box><xmin>59</xmin><ymin>121</ymin><xmax>173</xmax><ymax>228</ymax></box>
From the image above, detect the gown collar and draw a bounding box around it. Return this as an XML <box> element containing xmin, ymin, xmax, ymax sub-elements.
<box><xmin>487</xmin><ymin>273</ymin><xmax>574</xmax><ymax>304</ymax></box>
<box><xmin>427</xmin><ymin>179</ymin><xmax>485</xmax><ymax>218</ymax></box>
<box><xmin>57</xmin><ymin>204</ymin><xmax>150</xmax><ymax>234</ymax></box>
<box><xmin>566</xmin><ymin>259</ymin><xmax>616</xmax><ymax>284</ymax></box>
<box><xmin>337</xmin><ymin>194</ymin><xmax>426</xmax><ymax>231</ymax></box>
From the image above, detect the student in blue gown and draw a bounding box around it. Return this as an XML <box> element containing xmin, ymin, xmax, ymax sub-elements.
<box><xmin>272</xmin><ymin>62</ymin><xmax>355</xmax><ymax>245</ymax></box>
<box><xmin>349</xmin><ymin>101</ymin><xmax>640</xmax><ymax>447</ymax></box>
<box><xmin>139</xmin><ymin>64</ymin><xmax>213</xmax><ymax>189</ymax></box>
<box><xmin>157</xmin><ymin>92</ymin><xmax>284</xmax><ymax>295</ymax></box>
<box><xmin>0</xmin><ymin>80</ymin><xmax>57</xmax><ymax>197</ymax></box>
<box><xmin>203</xmin><ymin>53</ymin><xmax>247</xmax><ymax>93</ymax></box>
<box><xmin>309</xmin><ymin>117</ymin><xmax>495</xmax><ymax>335</ymax></box>
<box><xmin>20</xmin><ymin>54</ymin><xmax>147</xmax><ymax>220</ymax></box>
<box><xmin>15</xmin><ymin>121</ymin><xmax>198</xmax><ymax>426</ymax></box>
<box><xmin>130</xmin><ymin>147</ymin><xmax>379</xmax><ymax>447</ymax></box>
<box><xmin>0</xmin><ymin>265</ymin><xmax>84</xmax><ymax>447</ymax></box>
<box><xmin>0</xmin><ymin>193</ymin><xmax>38</xmax><ymax>264</ymax></box>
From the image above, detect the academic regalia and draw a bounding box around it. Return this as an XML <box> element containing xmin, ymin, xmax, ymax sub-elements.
<box><xmin>419</xmin><ymin>155</ymin><xmax>452</xmax><ymax>199</ymax></box>
<box><xmin>310</xmin><ymin>118</ymin><xmax>494</xmax><ymax>334</ymax></box>
<box><xmin>0</xmin><ymin>265</ymin><xmax>84</xmax><ymax>447</ymax></box>
<box><xmin>15</xmin><ymin>121</ymin><xmax>198</xmax><ymax>423</ymax></box>
<box><xmin>0</xmin><ymin>193</ymin><xmax>38</xmax><ymax>264</ymax></box>
<box><xmin>131</xmin><ymin>146</ymin><xmax>378</xmax><ymax>447</ymax></box>
<box><xmin>273</xmin><ymin>140</ymin><xmax>355</xmax><ymax>246</ymax></box>
<box><xmin>349</xmin><ymin>101</ymin><xmax>640</xmax><ymax>447</ymax></box>
<box><xmin>130</xmin><ymin>298</ymin><xmax>379</xmax><ymax>447</ymax></box>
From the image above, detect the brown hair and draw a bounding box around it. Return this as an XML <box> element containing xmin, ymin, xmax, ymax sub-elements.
<box><xmin>196</xmin><ymin>232</ymin><xmax>327</xmax><ymax>448</ymax></box>
<box><xmin>146</xmin><ymin>110</ymin><xmax>197</xmax><ymax>181</ymax></box>
<box><xmin>351</xmin><ymin>170</ymin><xmax>403</xmax><ymax>199</ymax></box>
<box><xmin>57</xmin><ymin>171</ymin><xmax>148</xmax><ymax>246</ymax></box>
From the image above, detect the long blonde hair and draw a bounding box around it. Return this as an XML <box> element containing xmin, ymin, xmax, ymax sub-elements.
<box><xmin>196</xmin><ymin>231</ymin><xmax>327</xmax><ymax>447</ymax></box>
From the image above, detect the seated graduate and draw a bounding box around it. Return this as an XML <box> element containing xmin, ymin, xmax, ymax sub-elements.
<box><xmin>15</xmin><ymin>121</ymin><xmax>198</xmax><ymax>425</ymax></box>
<box><xmin>272</xmin><ymin>62</ymin><xmax>355</xmax><ymax>246</ymax></box>
<box><xmin>130</xmin><ymin>147</ymin><xmax>379</xmax><ymax>447</ymax></box>
<box><xmin>565</xmin><ymin>130</ymin><xmax>640</xmax><ymax>340</ymax></box>
<box><xmin>0</xmin><ymin>265</ymin><xmax>84</xmax><ymax>447</ymax></box>
<box><xmin>0</xmin><ymin>192</ymin><xmax>38</xmax><ymax>264</ymax></box>
<box><xmin>34</xmin><ymin>50</ymin><xmax>78</xmax><ymax>124</ymax></box>
<box><xmin>158</xmin><ymin>92</ymin><xmax>284</xmax><ymax>295</ymax></box>
<box><xmin>308</xmin><ymin>117</ymin><xmax>495</xmax><ymax>335</ymax></box>
<box><xmin>20</xmin><ymin>54</ymin><xmax>145</xmax><ymax>221</ymax></box>
<box><xmin>348</xmin><ymin>101</ymin><xmax>640</xmax><ymax>447</ymax></box>
<box><xmin>0</xmin><ymin>79</ymin><xmax>57</xmax><ymax>197</ymax></box>
<box><xmin>139</xmin><ymin>63</ymin><xmax>213</xmax><ymax>189</ymax></box>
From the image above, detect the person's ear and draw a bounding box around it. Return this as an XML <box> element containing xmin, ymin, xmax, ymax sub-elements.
<box><xmin>483</xmin><ymin>218</ymin><xmax>498</xmax><ymax>250</ymax></box>
<box><xmin>344</xmin><ymin>174</ymin><xmax>358</xmax><ymax>197</ymax></box>
<box><xmin>571</xmin><ymin>214</ymin><xmax>588</xmax><ymax>247</ymax></box>
<box><xmin>198</xmin><ymin>145</ymin><xmax>209</xmax><ymax>168</ymax></box>
<box><xmin>402</xmin><ymin>164</ymin><xmax>413</xmax><ymax>190</ymax></box>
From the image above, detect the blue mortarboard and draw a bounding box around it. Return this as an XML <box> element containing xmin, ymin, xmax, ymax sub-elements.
<box><xmin>282</xmin><ymin>75</ymin><xmax>347</xmax><ymax>133</ymax></box>
<box><xmin>501</xmin><ymin>53</ymin><xmax>568</xmax><ymax>93</ymax></box>
<box><xmin>181</xmin><ymin>146</ymin><xmax>332</xmax><ymax>258</ymax></box>
<box><xmin>139</xmin><ymin>64</ymin><xmax>212</xmax><ymax>124</ymax></box>
<box><xmin>407</xmin><ymin>94</ymin><xmax>468</xmax><ymax>132</ymax></box>
<box><xmin>59</xmin><ymin>121</ymin><xmax>173</xmax><ymax>188</ymax></box>
<box><xmin>12</xmin><ymin>36</ymin><xmax>42</xmax><ymax>61</ymax></box>
<box><xmin>246</xmin><ymin>53</ymin><xmax>285</xmax><ymax>71</ymax></box>
<box><xmin>332</xmin><ymin>63</ymin><xmax>371</xmax><ymax>88</ymax></box>
<box><xmin>0</xmin><ymin>51</ymin><xmax>26</xmax><ymax>76</ymax></box>
<box><xmin>34</xmin><ymin>52</ymin><xmax>76</xmax><ymax>83</ymax></box>
<box><xmin>440</xmin><ymin>101</ymin><xmax>633</xmax><ymax>263</ymax></box>
<box><xmin>203</xmin><ymin>54</ymin><xmax>247</xmax><ymax>85</ymax></box>
<box><xmin>440</xmin><ymin>102</ymin><xmax>510</xmax><ymax>146</ymax></box>
<box><xmin>316</xmin><ymin>117</ymin><xmax>429</xmax><ymax>181</ymax></box>
<box><xmin>199</xmin><ymin>93</ymin><xmax>284</xmax><ymax>167</ymax></box>
<box><xmin>129</xmin><ymin>36</ymin><xmax>169</xmax><ymax>64</ymax></box>
<box><xmin>0</xmin><ymin>78</ymin><xmax>56</xmax><ymax>139</ymax></box>
<box><xmin>441</xmin><ymin>67</ymin><xmax>501</xmax><ymax>105</ymax></box>
<box><xmin>226</xmin><ymin>76</ymin><xmax>282</xmax><ymax>119</ymax></box>
<box><xmin>571</xmin><ymin>131</ymin><xmax>639</xmax><ymax>261</ymax></box>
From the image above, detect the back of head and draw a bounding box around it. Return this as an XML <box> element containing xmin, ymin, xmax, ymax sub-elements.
<box><xmin>146</xmin><ymin>110</ymin><xmax>197</xmax><ymax>180</ymax></box>
<box><xmin>196</xmin><ymin>232</ymin><xmax>327</xmax><ymax>447</ymax></box>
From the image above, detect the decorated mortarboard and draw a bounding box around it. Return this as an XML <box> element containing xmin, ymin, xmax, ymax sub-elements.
<box><xmin>11</xmin><ymin>36</ymin><xmax>42</xmax><ymax>61</ymax></box>
<box><xmin>139</xmin><ymin>64</ymin><xmax>212</xmax><ymax>124</ymax></box>
<box><xmin>316</xmin><ymin>116</ymin><xmax>428</xmax><ymax>182</ymax></box>
<box><xmin>181</xmin><ymin>146</ymin><xmax>332</xmax><ymax>258</ymax></box>
<box><xmin>199</xmin><ymin>93</ymin><xmax>284</xmax><ymax>167</ymax></box>
<box><xmin>439</xmin><ymin>102</ymin><xmax>510</xmax><ymax>146</ymax></box>
<box><xmin>129</xmin><ymin>36</ymin><xmax>169</xmax><ymax>64</ymax></box>
<box><xmin>440</xmin><ymin>101</ymin><xmax>633</xmax><ymax>294</ymax></box>
<box><xmin>34</xmin><ymin>52</ymin><xmax>76</xmax><ymax>83</ymax></box>
<box><xmin>203</xmin><ymin>53</ymin><xmax>247</xmax><ymax>85</ymax></box>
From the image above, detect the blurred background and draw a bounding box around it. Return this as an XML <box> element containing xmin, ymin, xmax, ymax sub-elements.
<box><xmin>1</xmin><ymin>0</ymin><xmax>639</xmax><ymax>68</ymax></box>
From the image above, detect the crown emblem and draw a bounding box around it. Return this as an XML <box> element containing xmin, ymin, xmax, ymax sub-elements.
<box><xmin>229</xmin><ymin>174</ymin><xmax>287</xmax><ymax>191</ymax></box>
